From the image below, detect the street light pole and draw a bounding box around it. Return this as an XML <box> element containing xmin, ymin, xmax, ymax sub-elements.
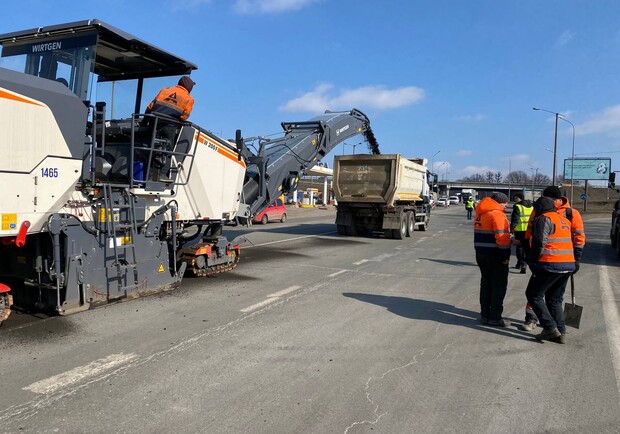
<box><xmin>533</xmin><ymin>107</ymin><xmax>560</xmax><ymax>185</ymax></box>
<box><xmin>431</xmin><ymin>150</ymin><xmax>440</xmax><ymax>198</ymax></box>
<box><xmin>557</xmin><ymin>117</ymin><xmax>575</xmax><ymax>203</ymax></box>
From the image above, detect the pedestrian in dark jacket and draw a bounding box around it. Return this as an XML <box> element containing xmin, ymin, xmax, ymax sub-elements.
<box><xmin>524</xmin><ymin>196</ymin><xmax>577</xmax><ymax>344</ymax></box>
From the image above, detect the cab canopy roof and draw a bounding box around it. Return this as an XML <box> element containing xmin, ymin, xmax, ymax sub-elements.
<box><xmin>0</xmin><ymin>19</ymin><xmax>197</xmax><ymax>82</ymax></box>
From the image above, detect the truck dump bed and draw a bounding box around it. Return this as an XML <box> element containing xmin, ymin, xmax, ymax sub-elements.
<box><xmin>333</xmin><ymin>154</ymin><xmax>427</xmax><ymax>206</ymax></box>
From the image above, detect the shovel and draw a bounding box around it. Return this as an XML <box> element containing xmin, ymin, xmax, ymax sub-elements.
<box><xmin>564</xmin><ymin>274</ymin><xmax>583</xmax><ymax>329</ymax></box>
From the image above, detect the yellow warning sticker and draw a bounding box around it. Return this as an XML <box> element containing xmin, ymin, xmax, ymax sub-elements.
<box><xmin>158</xmin><ymin>263</ymin><xmax>165</xmax><ymax>273</ymax></box>
<box><xmin>1</xmin><ymin>214</ymin><xmax>17</xmax><ymax>231</ymax></box>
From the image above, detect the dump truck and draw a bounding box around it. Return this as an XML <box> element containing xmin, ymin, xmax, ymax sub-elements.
<box><xmin>333</xmin><ymin>154</ymin><xmax>432</xmax><ymax>239</ymax></box>
<box><xmin>0</xmin><ymin>19</ymin><xmax>378</xmax><ymax>324</ymax></box>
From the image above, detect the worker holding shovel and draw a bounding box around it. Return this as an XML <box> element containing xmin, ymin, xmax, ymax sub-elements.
<box><xmin>524</xmin><ymin>196</ymin><xmax>583</xmax><ymax>344</ymax></box>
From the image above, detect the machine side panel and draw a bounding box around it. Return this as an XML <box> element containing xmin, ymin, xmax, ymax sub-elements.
<box><xmin>173</xmin><ymin>129</ymin><xmax>246</xmax><ymax>220</ymax></box>
<box><xmin>0</xmin><ymin>67</ymin><xmax>88</xmax><ymax>165</ymax></box>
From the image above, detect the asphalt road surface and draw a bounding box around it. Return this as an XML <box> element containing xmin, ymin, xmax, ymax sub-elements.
<box><xmin>1</xmin><ymin>206</ymin><xmax>619</xmax><ymax>433</ymax></box>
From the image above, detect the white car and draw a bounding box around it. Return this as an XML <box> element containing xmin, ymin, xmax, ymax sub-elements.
<box><xmin>449</xmin><ymin>196</ymin><xmax>460</xmax><ymax>205</ymax></box>
<box><xmin>437</xmin><ymin>198</ymin><xmax>449</xmax><ymax>207</ymax></box>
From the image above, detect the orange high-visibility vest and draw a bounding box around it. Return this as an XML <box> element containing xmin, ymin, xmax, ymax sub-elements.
<box><xmin>538</xmin><ymin>211</ymin><xmax>575</xmax><ymax>267</ymax></box>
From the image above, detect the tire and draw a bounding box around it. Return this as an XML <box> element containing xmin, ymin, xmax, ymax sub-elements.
<box><xmin>337</xmin><ymin>224</ymin><xmax>347</xmax><ymax>235</ymax></box>
<box><xmin>261</xmin><ymin>214</ymin><xmax>268</xmax><ymax>225</ymax></box>
<box><xmin>280</xmin><ymin>213</ymin><xmax>287</xmax><ymax>223</ymax></box>
<box><xmin>406</xmin><ymin>211</ymin><xmax>415</xmax><ymax>237</ymax></box>
<box><xmin>419</xmin><ymin>213</ymin><xmax>429</xmax><ymax>231</ymax></box>
<box><xmin>393</xmin><ymin>213</ymin><xmax>407</xmax><ymax>240</ymax></box>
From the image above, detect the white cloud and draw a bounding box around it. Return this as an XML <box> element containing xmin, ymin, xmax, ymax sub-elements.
<box><xmin>556</xmin><ymin>30</ymin><xmax>574</xmax><ymax>47</ymax></box>
<box><xmin>454</xmin><ymin>114</ymin><xmax>486</xmax><ymax>122</ymax></box>
<box><xmin>234</xmin><ymin>0</ymin><xmax>322</xmax><ymax>14</ymax></box>
<box><xmin>280</xmin><ymin>83</ymin><xmax>425</xmax><ymax>113</ymax></box>
<box><xmin>576</xmin><ymin>105</ymin><xmax>620</xmax><ymax>136</ymax></box>
<box><xmin>459</xmin><ymin>165</ymin><xmax>496</xmax><ymax>176</ymax></box>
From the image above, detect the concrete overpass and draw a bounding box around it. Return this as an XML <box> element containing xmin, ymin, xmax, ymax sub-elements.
<box><xmin>436</xmin><ymin>181</ymin><xmax>558</xmax><ymax>201</ymax></box>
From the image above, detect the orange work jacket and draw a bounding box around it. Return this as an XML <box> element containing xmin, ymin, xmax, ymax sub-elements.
<box><xmin>146</xmin><ymin>85</ymin><xmax>194</xmax><ymax>121</ymax></box>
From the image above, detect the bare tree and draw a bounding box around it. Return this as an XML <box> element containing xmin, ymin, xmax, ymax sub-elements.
<box><xmin>505</xmin><ymin>170</ymin><xmax>529</xmax><ymax>183</ymax></box>
<box><xmin>534</xmin><ymin>173</ymin><xmax>551</xmax><ymax>185</ymax></box>
<box><xmin>493</xmin><ymin>172</ymin><xmax>503</xmax><ymax>183</ymax></box>
<box><xmin>459</xmin><ymin>173</ymin><xmax>486</xmax><ymax>182</ymax></box>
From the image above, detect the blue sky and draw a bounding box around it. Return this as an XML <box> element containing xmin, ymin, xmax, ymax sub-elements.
<box><xmin>2</xmin><ymin>0</ymin><xmax>620</xmax><ymax>180</ymax></box>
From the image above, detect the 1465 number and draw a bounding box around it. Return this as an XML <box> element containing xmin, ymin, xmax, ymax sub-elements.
<box><xmin>41</xmin><ymin>168</ymin><xmax>59</xmax><ymax>178</ymax></box>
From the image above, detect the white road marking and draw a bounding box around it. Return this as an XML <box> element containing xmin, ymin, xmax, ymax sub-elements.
<box><xmin>242</xmin><ymin>285</ymin><xmax>302</xmax><ymax>313</ymax></box>
<box><xmin>240</xmin><ymin>298</ymin><xmax>278</xmax><ymax>313</ymax></box>
<box><xmin>243</xmin><ymin>231</ymin><xmax>336</xmax><ymax>248</ymax></box>
<box><xmin>267</xmin><ymin>285</ymin><xmax>302</xmax><ymax>298</ymax></box>
<box><xmin>599</xmin><ymin>265</ymin><xmax>620</xmax><ymax>394</ymax></box>
<box><xmin>328</xmin><ymin>270</ymin><xmax>348</xmax><ymax>278</ymax></box>
<box><xmin>353</xmin><ymin>259</ymin><xmax>369</xmax><ymax>265</ymax></box>
<box><xmin>23</xmin><ymin>353</ymin><xmax>138</xmax><ymax>395</ymax></box>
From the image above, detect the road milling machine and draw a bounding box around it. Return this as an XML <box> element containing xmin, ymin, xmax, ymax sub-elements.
<box><xmin>0</xmin><ymin>20</ymin><xmax>378</xmax><ymax>324</ymax></box>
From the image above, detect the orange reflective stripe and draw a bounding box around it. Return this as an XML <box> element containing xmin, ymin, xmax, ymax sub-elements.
<box><xmin>0</xmin><ymin>89</ymin><xmax>44</xmax><ymax>106</ymax></box>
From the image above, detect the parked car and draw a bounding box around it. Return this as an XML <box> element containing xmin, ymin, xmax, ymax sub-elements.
<box><xmin>437</xmin><ymin>197</ymin><xmax>449</xmax><ymax>207</ymax></box>
<box><xmin>253</xmin><ymin>198</ymin><xmax>287</xmax><ymax>224</ymax></box>
<box><xmin>449</xmin><ymin>195</ymin><xmax>460</xmax><ymax>205</ymax></box>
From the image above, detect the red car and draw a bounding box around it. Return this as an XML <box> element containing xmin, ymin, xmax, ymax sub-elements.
<box><xmin>253</xmin><ymin>198</ymin><xmax>287</xmax><ymax>224</ymax></box>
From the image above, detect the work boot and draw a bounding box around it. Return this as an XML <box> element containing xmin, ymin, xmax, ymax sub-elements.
<box><xmin>535</xmin><ymin>328</ymin><xmax>561</xmax><ymax>341</ymax></box>
<box><xmin>520</xmin><ymin>267</ymin><xmax>527</xmax><ymax>274</ymax></box>
<box><xmin>550</xmin><ymin>333</ymin><xmax>566</xmax><ymax>344</ymax></box>
<box><xmin>487</xmin><ymin>318</ymin><xmax>507</xmax><ymax>327</ymax></box>
<box><xmin>480</xmin><ymin>316</ymin><xmax>489</xmax><ymax>325</ymax></box>
<box><xmin>519</xmin><ymin>321</ymin><xmax>537</xmax><ymax>331</ymax></box>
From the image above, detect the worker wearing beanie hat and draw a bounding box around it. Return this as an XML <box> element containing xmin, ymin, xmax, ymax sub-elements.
<box><xmin>144</xmin><ymin>76</ymin><xmax>196</xmax><ymax>183</ymax></box>
<box><xmin>518</xmin><ymin>185</ymin><xmax>585</xmax><ymax>340</ymax></box>
<box><xmin>473</xmin><ymin>194</ymin><xmax>512</xmax><ymax>327</ymax></box>
<box><xmin>146</xmin><ymin>76</ymin><xmax>195</xmax><ymax>121</ymax></box>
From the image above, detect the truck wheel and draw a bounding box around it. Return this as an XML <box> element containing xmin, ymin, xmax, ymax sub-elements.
<box><xmin>418</xmin><ymin>214</ymin><xmax>429</xmax><ymax>231</ymax></box>
<box><xmin>393</xmin><ymin>214</ymin><xmax>407</xmax><ymax>240</ymax></box>
<box><xmin>337</xmin><ymin>224</ymin><xmax>347</xmax><ymax>235</ymax></box>
<box><xmin>406</xmin><ymin>211</ymin><xmax>415</xmax><ymax>237</ymax></box>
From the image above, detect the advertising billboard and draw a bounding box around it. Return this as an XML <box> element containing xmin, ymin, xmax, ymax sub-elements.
<box><xmin>563</xmin><ymin>158</ymin><xmax>611</xmax><ymax>180</ymax></box>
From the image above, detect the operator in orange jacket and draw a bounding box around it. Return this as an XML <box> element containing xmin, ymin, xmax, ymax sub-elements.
<box><xmin>146</xmin><ymin>76</ymin><xmax>195</xmax><ymax>121</ymax></box>
<box><xmin>144</xmin><ymin>76</ymin><xmax>195</xmax><ymax>182</ymax></box>
<box><xmin>525</xmin><ymin>196</ymin><xmax>577</xmax><ymax>344</ymax></box>
<box><xmin>474</xmin><ymin>193</ymin><xmax>512</xmax><ymax>327</ymax></box>
<box><xmin>521</xmin><ymin>186</ymin><xmax>585</xmax><ymax>331</ymax></box>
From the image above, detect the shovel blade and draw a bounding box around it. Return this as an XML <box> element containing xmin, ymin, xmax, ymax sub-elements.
<box><xmin>564</xmin><ymin>303</ymin><xmax>583</xmax><ymax>329</ymax></box>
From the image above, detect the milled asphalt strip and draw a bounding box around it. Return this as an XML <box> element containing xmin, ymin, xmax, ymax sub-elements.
<box><xmin>600</xmin><ymin>264</ymin><xmax>620</xmax><ymax>394</ymax></box>
<box><xmin>0</xmin><ymin>281</ymin><xmax>329</xmax><ymax>424</ymax></box>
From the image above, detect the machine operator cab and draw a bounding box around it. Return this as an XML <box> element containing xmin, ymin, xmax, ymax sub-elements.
<box><xmin>0</xmin><ymin>19</ymin><xmax>229</xmax><ymax>192</ymax></box>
